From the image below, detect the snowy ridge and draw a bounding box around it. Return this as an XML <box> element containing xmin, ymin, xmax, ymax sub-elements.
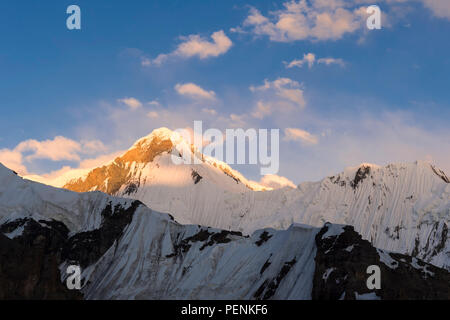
<box><xmin>0</xmin><ymin>163</ymin><xmax>134</xmax><ymax>233</ymax></box>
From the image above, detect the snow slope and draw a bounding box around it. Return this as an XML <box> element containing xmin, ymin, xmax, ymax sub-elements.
<box><xmin>81</xmin><ymin>221</ymin><xmax>317</xmax><ymax>299</ymax></box>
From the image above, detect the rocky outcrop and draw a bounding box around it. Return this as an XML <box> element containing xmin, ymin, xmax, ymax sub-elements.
<box><xmin>0</xmin><ymin>201</ymin><xmax>142</xmax><ymax>299</ymax></box>
<box><xmin>0</xmin><ymin>220</ymin><xmax>81</xmax><ymax>300</ymax></box>
<box><xmin>62</xmin><ymin>201</ymin><xmax>141</xmax><ymax>268</ymax></box>
<box><xmin>312</xmin><ymin>223</ymin><xmax>450</xmax><ymax>300</ymax></box>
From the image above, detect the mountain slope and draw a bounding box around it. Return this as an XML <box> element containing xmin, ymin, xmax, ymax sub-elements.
<box><xmin>1</xmin><ymin>163</ymin><xmax>449</xmax><ymax>299</ymax></box>
<box><xmin>38</xmin><ymin>128</ymin><xmax>450</xmax><ymax>270</ymax></box>
<box><xmin>45</xmin><ymin>128</ymin><xmax>269</xmax><ymax>225</ymax></box>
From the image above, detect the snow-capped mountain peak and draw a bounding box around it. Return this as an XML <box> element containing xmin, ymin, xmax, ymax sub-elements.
<box><xmin>130</xmin><ymin>127</ymin><xmax>183</xmax><ymax>152</ymax></box>
<box><xmin>43</xmin><ymin>128</ymin><xmax>266</xmax><ymax>198</ymax></box>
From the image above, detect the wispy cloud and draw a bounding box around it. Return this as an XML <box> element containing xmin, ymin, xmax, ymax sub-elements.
<box><xmin>118</xmin><ymin>97</ymin><xmax>143</xmax><ymax>109</ymax></box>
<box><xmin>283</xmin><ymin>128</ymin><xmax>319</xmax><ymax>145</ymax></box>
<box><xmin>317</xmin><ymin>57</ymin><xmax>345</xmax><ymax>66</ymax></box>
<box><xmin>285</xmin><ymin>53</ymin><xmax>317</xmax><ymax>68</ymax></box>
<box><xmin>285</xmin><ymin>52</ymin><xmax>345</xmax><ymax>68</ymax></box>
<box><xmin>250</xmin><ymin>78</ymin><xmax>306</xmax><ymax>110</ymax></box>
<box><xmin>147</xmin><ymin>100</ymin><xmax>161</xmax><ymax>106</ymax></box>
<box><xmin>175</xmin><ymin>83</ymin><xmax>217</xmax><ymax>101</ymax></box>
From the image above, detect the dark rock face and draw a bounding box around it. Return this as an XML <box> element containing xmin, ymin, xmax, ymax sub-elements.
<box><xmin>123</xmin><ymin>182</ymin><xmax>139</xmax><ymax>195</ymax></box>
<box><xmin>0</xmin><ymin>220</ymin><xmax>81</xmax><ymax>300</ymax></box>
<box><xmin>259</xmin><ymin>256</ymin><xmax>272</xmax><ymax>275</ymax></box>
<box><xmin>255</xmin><ymin>231</ymin><xmax>273</xmax><ymax>246</ymax></box>
<box><xmin>254</xmin><ymin>258</ymin><xmax>297</xmax><ymax>300</ymax></box>
<box><xmin>312</xmin><ymin>223</ymin><xmax>450</xmax><ymax>300</ymax></box>
<box><xmin>166</xmin><ymin>228</ymin><xmax>244</xmax><ymax>258</ymax></box>
<box><xmin>431</xmin><ymin>165</ymin><xmax>450</xmax><ymax>183</ymax></box>
<box><xmin>191</xmin><ymin>170</ymin><xmax>203</xmax><ymax>184</ymax></box>
<box><xmin>62</xmin><ymin>201</ymin><xmax>141</xmax><ymax>268</ymax></box>
<box><xmin>351</xmin><ymin>166</ymin><xmax>371</xmax><ymax>189</ymax></box>
<box><xmin>0</xmin><ymin>201</ymin><xmax>141</xmax><ymax>299</ymax></box>
<box><xmin>199</xmin><ymin>230</ymin><xmax>242</xmax><ymax>250</ymax></box>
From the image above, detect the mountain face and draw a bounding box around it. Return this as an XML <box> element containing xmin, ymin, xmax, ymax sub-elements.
<box><xmin>43</xmin><ymin>128</ymin><xmax>450</xmax><ymax>271</ymax></box>
<box><xmin>1</xmin><ymin>164</ymin><xmax>449</xmax><ymax>300</ymax></box>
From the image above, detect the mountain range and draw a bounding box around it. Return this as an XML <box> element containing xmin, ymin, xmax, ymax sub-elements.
<box><xmin>1</xmin><ymin>127</ymin><xmax>449</xmax><ymax>299</ymax></box>
<box><xmin>30</xmin><ymin>128</ymin><xmax>450</xmax><ymax>270</ymax></box>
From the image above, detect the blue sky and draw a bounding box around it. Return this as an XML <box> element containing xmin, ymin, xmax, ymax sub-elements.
<box><xmin>1</xmin><ymin>0</ymin><xmax>449</xmax><ymax>184</ymax></box>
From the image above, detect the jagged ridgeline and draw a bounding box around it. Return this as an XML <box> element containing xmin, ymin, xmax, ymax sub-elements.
<box><xmin>0</xmin><ymin>163</ymin><xmax>449</xmax><ymax>299</ymax></box>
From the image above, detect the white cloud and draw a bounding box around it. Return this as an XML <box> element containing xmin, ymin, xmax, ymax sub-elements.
<box><xmin>0</xmin><ymin>149</ymin><xmax>27</xmax><ymax>175</ymax></box>
<box><xmin>175</xmin><ymin>83</ymin><xmax>217</xmax><ymax>101</ymax></box>
<box><xmin>0</xmin><ymin>136</ymin><xmax>107</xmax><ymax>176</ymax></box>
<box><xmin>16</xmin><ymin>137</ymin><xmax>93</xmax><ymax>162</ymax></box>
<box><xmin>286</xmin><ymin>53</ymin><xmax>317</xmax><ymax>68</ymax></box>
<box><xmin>250</xmin><ymin>78</ymin><xmax>306</xmax><ymax>108</ymax></box>
<box><xmin>148</xmin><ymin>30</ymin><xmax>232</xmax><ymax>66</ymax></box>
<box><xmin>258</xmin><ymin>174</ymin><xmax>297</xmax><ymax>189</ymax></box>
<box><xmin>118</xmin><ymin>97</ymin><xmax>143</xmax><ymax>109</ymax></box>
<box><xmin>283</xmin><ymin>128</ymin><xmax>319</xmax><ymax>145</ymax></box>
<box><xmin>286</xmin><ymin>52</ymin><xmax>345</xmax><ymax>68</ymax></box>
<box><xmin>240</xmin><ymin>1</ymin><xmax>367</xmax><ymax>42</ymax></box>
<box><xmin>176</xmin><ymin>30</ymin><xmax>232</xmax><ymax>58</ymax></box>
